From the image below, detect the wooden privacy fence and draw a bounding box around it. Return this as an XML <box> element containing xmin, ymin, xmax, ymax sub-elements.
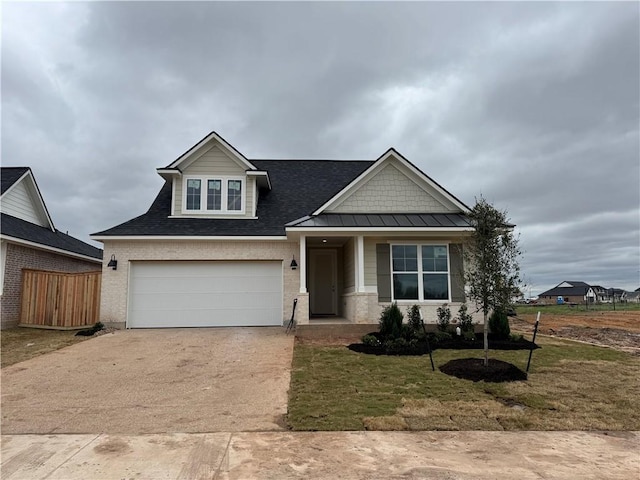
<box><xmin>20</xmin><ymin>269</ymin><xmax>102</xmax><ymax>329</ymax></box>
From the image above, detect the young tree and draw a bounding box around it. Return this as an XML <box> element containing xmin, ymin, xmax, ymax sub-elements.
<box><xmin>465</xmin><ymin>197</ymin><xmax>522</xmax><ymax>366</ymax></box>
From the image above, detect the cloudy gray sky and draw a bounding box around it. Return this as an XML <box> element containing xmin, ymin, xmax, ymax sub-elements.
<box><xmin>2</xmin><ymin>1</ymin><xmax>639</xmax><ymax>295</ymax></box>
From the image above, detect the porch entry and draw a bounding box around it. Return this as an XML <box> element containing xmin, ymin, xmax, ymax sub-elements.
<box><xmin>309</xmin><ymin>249</ymin><xmax>338</xmax><ymax>315</ymax></box>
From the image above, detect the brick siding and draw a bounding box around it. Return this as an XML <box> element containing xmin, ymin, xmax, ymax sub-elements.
<box><xmin>99</xmin><ymin>240</ymin><xmax>301</xmax><ymax>327</ymax></box>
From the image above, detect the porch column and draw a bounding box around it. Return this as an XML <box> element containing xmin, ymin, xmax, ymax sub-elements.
<box><xmin>299</xmin><ymin>235</ymin><xmax>307</xmax><ymax>293</ymax></box>
<box><xmin>357</xmin><ymin>235</ymin><xmax>365</xmax><ymax>293</ymax></box>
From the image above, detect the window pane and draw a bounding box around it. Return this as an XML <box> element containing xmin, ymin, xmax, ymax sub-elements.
<box><xmin>227</xmin><ymin>180</ymin><xmax>242</xmax><ymax>211</ymax></box>
<box><xmin>186</xmin><ymin>179</ymin><xmax>201</xmax><ymax>210</ymax></box>
<box><xmin>422</xmin><ymin>245</ymin><xmax>448</xmax><ymax>272</ymax></box>
<box><xmin>393</xmin><ymin>273</ymin><xmax>419</xmax><ymax>300</ymax></box>
<box><xmin>391</xmin><ymin>245</ymin><xmax>418</xmax><ymax>272</ymax></box>
<box><xmin>423</xmin><ymin>274</ymin><xmax>449</xmax><ymax>300</ymax></box>
<box><xmin>207</xmin><ymin>179</ymin><xmax>221</xmax><ymax>210</ymax></box>
<box><xmin>435</xmin><ymin>258</ymin><xmax>448</xmax><ymax>272</ymax></box>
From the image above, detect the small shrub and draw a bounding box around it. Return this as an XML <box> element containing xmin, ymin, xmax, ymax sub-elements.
<box><xmin>379</xmin><ymin>302</ymin><xmax>404</xmax><ymax>339</ymax></box>
<box><xmin>489</xmin><ymin>309</ymin><xmax>511</xmax><ymax>339</ymax></box>
<box><xmin>362</xmin><ymin>334</ymin><xmax>381</xmax><ymax>347</ymax></box>
<box><xmin>383</xmin><ymin>337</ymin><xmax>408</xmax><ymax>355</ymax></box>
<box><xmin>463</xmin><ymin>330</ymin><xmax>476</xmax><ymax>342</ymax></box>
<box><xmin>400</xmin><ymin>324</ymin><xmax>416</xmax><ymax>341</ymax></box>
<box><xmin>430</xmin><ymin>331</ymin><xmax>452</xmax><ymax>345</ymax></box>
<box><xmin>407</xmin><ymin>305</ymin><xmax>422</xmax><ymax>332</ymax></box>
<box><xmin>456</xmin><ymin>303</ymin><xmax>474</xmax><ymax>332</ymax></box>
<box><xmin>436</xmin><ymin>303</ymin><xmax>451</xmax><ymax>332</ymax></box>
<box><xmin>509</xmin><ymin>333</ymin><xmax>523</xmax><ymax>342</ymax></box>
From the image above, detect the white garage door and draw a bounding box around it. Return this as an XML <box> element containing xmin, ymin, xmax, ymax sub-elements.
<box><xmin>128</xmin><ymin>261</ymin><xmax>283</xmax><ymax>328</ymax></box>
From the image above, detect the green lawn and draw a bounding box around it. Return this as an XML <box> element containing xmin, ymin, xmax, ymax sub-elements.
<box><xmin>287</xmin><ymin>337</ymin><xmax>640</xmax><ymax>431</ymax></box>
<box><xmin>516</xmin><ymin>303</ymin><xmax>640</xmax><ymax>315</ymax></box>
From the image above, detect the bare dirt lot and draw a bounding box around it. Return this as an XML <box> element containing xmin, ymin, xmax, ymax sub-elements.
<box><xmin>512</xmin><ymin>311</ymin><xmax>640</xmax><ymax>351</ymax></box>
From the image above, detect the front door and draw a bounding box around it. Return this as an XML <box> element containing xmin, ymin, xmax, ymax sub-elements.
<box><xmin>309</xmin><ymin>249</ymin><xmax>337</xmax><ymax>315</ymax></box>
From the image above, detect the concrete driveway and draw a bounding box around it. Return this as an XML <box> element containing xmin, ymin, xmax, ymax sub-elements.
<box><xmin>1</xmin><ymin>328</ymin><xmax>294</xmax><ymax>434</ymax></box>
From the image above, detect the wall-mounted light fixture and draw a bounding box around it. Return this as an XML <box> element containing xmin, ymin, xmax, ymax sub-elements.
<box><xmin>107</xmin><ymin>254</ymin><xmax>118</xmax><ymax>270</ymax></box>
<box><xmin>290</xmin><ymin>255</ymin><xmax>298</xmax><ymax>270</ymax></box>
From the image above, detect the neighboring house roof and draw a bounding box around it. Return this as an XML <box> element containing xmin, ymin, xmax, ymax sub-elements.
<box><xmin>1</xmin><ymin>167</ymin><xmax>30</xmax><ymax>194</ymax></box>
<box><xmin>1</xmin><ymin>167</ymin><xmax>102</xmax><ymax>262</ymax></box>
<box><xmin>538</xmin><ymin>281</ymin><xmax>593</xmax><ymax>297</ymax></box>
<box><xmin>93</xmin><ymin>159</ymin><xmax>375</xmax><ymax>237</ymax></box>
<box><xmin>1</xmin><ymin>213</ymin><xmax>103</xmax><ymax>261</ymax></box>
<box><xmin>1</xmin><ymin>167</ymin><xmax>54</xmax><ymax>230</ymax></box>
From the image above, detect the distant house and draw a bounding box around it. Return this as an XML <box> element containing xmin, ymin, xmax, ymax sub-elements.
<box><xmin>626</xmin><ymin>291</ymin><xmax>640</xmax><ymax>303</ymax></box>
<box><xmin>538</xmin><ymin>281</ymin><xmax>596</xmax><ymax>304</ymax></box>
<box><xmin>591</xmin><ymin>285</ymin><xmax>609</xmax><ymax>303</ymax></box>
<box><xmin>1</xmin><ymin>167</ymin><xmax>103</xmax><ymax>329</ymax></box>
<box><xmin>606</xmin><ymin>288</ymin><xmax>627</xmax><ymax>303</ymax></box>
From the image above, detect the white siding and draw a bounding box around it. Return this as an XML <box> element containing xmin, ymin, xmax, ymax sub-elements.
<box><xmin>1</xmin><ymin>180</ymin><xmax>48</xmax><ymax>227</ymax></box>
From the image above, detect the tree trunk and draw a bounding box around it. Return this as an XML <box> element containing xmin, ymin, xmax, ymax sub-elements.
<box><xmin>483</xmin><ymin>311</ymin><xmax>489</xmax><ymax>367</ymax></box>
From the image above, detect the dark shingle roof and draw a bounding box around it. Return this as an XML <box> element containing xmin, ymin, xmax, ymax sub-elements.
<box><xmin>2</xmin><ymin>213</ymin><xmax>103</xmax><ymax>260</ymax></box>
<box><xmin>539</xmin><ymin>281</ymin><xmax>592</xmax><ymax>297</ymax></box>
<box><xmin>1</xmin><ymin>167</ymin><xmax>30</xmax><ymax>194</ymax></box>
<box><xmin>93</xmin><ymin>160</ymin><xmax>375</xmax><ymax>236</ymax></box>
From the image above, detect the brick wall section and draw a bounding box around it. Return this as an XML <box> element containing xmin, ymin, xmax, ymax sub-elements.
<box><xmin>99</xmin><ymin>240</ymin><xmax>301</xmax><ymax>327</ymax></box>
<box><xmin>1</xmin><ymin>243</ymin><xmax>101</xmax><ymax>329</ymax></box>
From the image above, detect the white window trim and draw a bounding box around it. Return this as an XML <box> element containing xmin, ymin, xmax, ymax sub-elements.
<box><xmin>182</xmin><ymin>175</ymin><xmax>245</xmax><ymax>215</ymax></box>
<box><xmin>390</xmin><ymin>242</ymin><xmax>452</xmax><ymax>303</ymax></box>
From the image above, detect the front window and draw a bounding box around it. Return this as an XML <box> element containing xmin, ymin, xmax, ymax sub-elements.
<box><xmin>182</xmin><ymin>176</ymin><xmax>244</xmax><ymax>214</ymax></box>
<box><xmin>391</xmin><ymin>244</ymin><xmax>450</xmax><ymax>301</ymax></box>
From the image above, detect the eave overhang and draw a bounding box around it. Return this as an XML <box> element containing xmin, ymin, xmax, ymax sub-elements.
<box><xmin>246</xmin><ymin>170</ymin><xmax>272</xmax><ymax>190</ymax></box>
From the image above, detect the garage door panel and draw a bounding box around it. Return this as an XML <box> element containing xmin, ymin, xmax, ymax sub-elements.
<box><xmin>128</xmin><ymin>261</ymin><xmax>283</xmax><ymax>328</ymax></box>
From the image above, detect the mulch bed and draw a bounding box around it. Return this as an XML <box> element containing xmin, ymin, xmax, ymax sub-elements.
<box><xmin>347</xmin><ymin>333</ymin><xmax>538</xmax><ymax>356</ymax></box>
<box><xmin>439</xmin><ymin>358</ymin><xmax>528</xmax><ymax>382</ymax></box>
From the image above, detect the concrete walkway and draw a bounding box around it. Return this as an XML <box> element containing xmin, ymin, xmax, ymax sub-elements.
<box><xmin>2</xmin><ymin>431</ymin><xmax>638</xmax><ymax>479</ymax></box>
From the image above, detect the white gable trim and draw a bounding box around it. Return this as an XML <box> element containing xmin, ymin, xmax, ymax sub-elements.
<box><xmin>312</xmin><ymin>148</ymin><xmax>470</xmax><ymax>215</ymax></box>
<box><xmin>1</xmin><ymin>170</ymin><xmax>55</xmax><ymax>231</ymax></box>
<box><xmin>165</xmin><ymin>131</ymin><xmax>257</xmax><ymax>171</ymax></box>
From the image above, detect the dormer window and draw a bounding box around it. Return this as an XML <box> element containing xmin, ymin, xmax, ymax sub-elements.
<box><xmin>207</xmin><ymin>180</ymin><xmax>222</xmax><ymax>210</ymax></box>
<box><xmin>227</xmin><ymin>180</ymin><xmax>242</xmax><ymax>211</ymax></box>
<box><xmin>183</xmin><ymin>176</ymin><xmax>244</xmax><ymax>214</ymax></box>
